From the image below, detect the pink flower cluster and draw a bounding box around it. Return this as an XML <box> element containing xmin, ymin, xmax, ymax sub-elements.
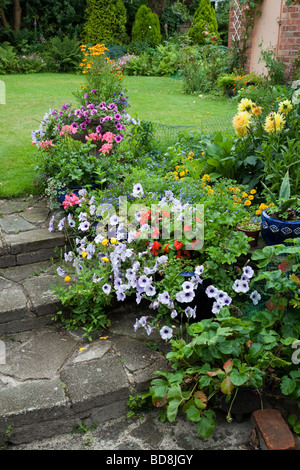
<box><xmin>62</xmin><ymin>193</ymin><xmax>80</xmax><ymax>209</ymax></box>
<box><xmin>38</xmin><ymin>140</ymin><xmax>55</xmax><ymax>151</ymax></box>
<box><xmin>85</xmin><ymin>131</ymin><xmax>121</xmax><ymax>154</ymax></box>
<box><xmin>59</xmin><ymin>125</ymin><xmax>78</xmax><ymax>136</ymax></box>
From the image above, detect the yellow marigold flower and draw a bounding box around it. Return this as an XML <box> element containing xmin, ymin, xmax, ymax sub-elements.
<box><xmin>233</xmin><ymin>111</ymin><xmax>252</xmax><ymax>137</ymax></box>
<box><xmin>242</xmin><ymin>192</ymin><xmax>248</xmax><ymax>198</ymax></box>
<box><xmin>256</xmin><ymin>210</ymin><xmax>262</xmax><ymax>215</ymax></box>
<box><xmin>102</xmin><ymin>238</ymin><xmax>109</xmax><ymax>246</ymax></box>
<box><xmin>244</xmin><ymin>200</ymin><xmax>251</xmax><ymax>206</ymax></box>
<box><xmin>238</xmin><ymin>98</ymin><xmax>256</xmax><ymax>113</ymax></box>
<box><xmin>278</xmin><ymin>99</ymin><xmax>292</xmax><ymax>114</ymax></box>
<box><xmin>179</xmin><ymin>171</ymin><xmax>185</xmax><ymax>177</ymax></box>
<box><xmin>201</xmin><ymin>174</ymin><xmax>210</xmax><ymax>182</ymax></box>
<box><xmin>248</xmin><ymin>195</ymin><xmax>254</xmax><ymax>200</ymax></box>
<box><xmin>264</xmin><ymin>112</ymin><xmax>285</xmax><ymax>133</ymax></box>
<box><xmin>259</xmin><ymin>203</ymin><xmax>269</xmax><ymax>210</ymax></box>
<box><xmin>250</xmin><ymin>189</ymin><xmax>256</xmax><ymax>194</ymax></box>
<box><xmin>101</xmin><ymin>256</ymin><xmax>109</xmax><ymax>262</ymax></box>
<box><xmin>64</xmin><ymin>276</ymin><xmax>71</xmax><ymax>282</ymax></box>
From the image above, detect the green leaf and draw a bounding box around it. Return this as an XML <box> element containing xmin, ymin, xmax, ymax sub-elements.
<box><xmin>196</xmin><ymin>410</ymin><xmax>216</xmax><ymax>438</ymax></box>
<box><xmin>185</xmin><ymin>403</ymin><xmax>202</xmax><ymax>422</ymax></box>
<box><xmin>229</xmin><ymin>369</ymin><xmax>249</xmax><ymax>387</ymax></box>
<box><xmin>167</xmin><ymin>398</ymin><xmax>181</xmax><ymax>422</ymax></box>
<box><xmin>279</xmin><ymin>170</ymin><xmax>291</xmax><ymax>200</ymax></box>
<box><xmin>280</xmin><ymin>376</ymin><xmax>296</xmax><ymax>396</ymax></box>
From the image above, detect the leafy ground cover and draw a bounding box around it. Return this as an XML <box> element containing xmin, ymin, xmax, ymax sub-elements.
<box><xmin>0</xmin><ymin>73</ymin><xmax>234</xmax><ymax>198</ymax></box>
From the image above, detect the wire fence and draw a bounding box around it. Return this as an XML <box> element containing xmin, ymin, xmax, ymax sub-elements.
<box><xmin>152</xmin><ymin>115</ymin><xmax>234</xmax><ymax>145</ymax></box>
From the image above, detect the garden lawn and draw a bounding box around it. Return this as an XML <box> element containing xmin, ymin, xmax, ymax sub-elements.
<box><xmin>0</xmin><ymin>73</ymin><xmax>235</xmax><ymax>198</ymax></box>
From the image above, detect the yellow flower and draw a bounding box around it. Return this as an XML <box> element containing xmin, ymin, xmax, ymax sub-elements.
<box><xmin>201</xmin><ymin>174</ymin><xmax>210</xmax><ymax>182</ymax></box>
<box><xmin>242</xmin><ymin>192</ymin><xmax>248</xmax><ymax>198</ymax></box>
<box><xmin>259</xmin><ymin>203</ymin><xmax>269</xmax><ymax>210</ymax></box>
<box><xmin>264</xmin><ymin>112</ymin><xmax>285</xmax><ymax>133</ymax></box>
<box><xmin>252</xmin><ymin>106</ymin><xmax>262</xmax><ymax>116</ymax></box>
<box><xmin>82</xmin><ymin>251</ymin><xmax>87</xmax><ymax>258</ymax></box>
<box><xmin>250</xmin><ymin>189</ymin><xmax>256</xmax><ymax>194</ymax></box>
<box><xmin>179</xmin><ymin>171</ymin><xmax>185</xmax><ymax>177</ymax></box>
<box><xmin>110</xmin><ymin>238</ymin><xmax>118</xmax><ymax>244</ymax></box>
<box><xmin>278</xmin><ymin>99</ymin><xmax>292</xmax><ymax>114</ymax></box>
<box><xmin>233</xmin><ymin>111</ymin><xmax>252</xmax><ymax>137</ymax></box>
<box><xmin>64</xmin><ymin>276</ymin><xmax>71</xmax><ymax>282</ymax></box>
<box><xmin>256</xmin><ymin>210</ymin><xmax>262</xmax><ymax>215</ymax></box>
<box><xmin>248</xmin><ymin>195</ymin><xmax>254</xmax><ymax>200</ymax></box>
<box><xmin>238</xmin><ymin>98</ymin><xmax>256</xmax><ymax>113</ymax></box>
<box><xmin>102</xmin><ymin>238</ymin><xmax>109</xmax><ymax>246</ymax></box>
<box><xmin>244</xmin><ymin>200</ymin><xmax>251</xmax><ymax>206</ymax></box>
<box><xmin>101</xmin><ymin>256</ymin><xmax>109</xmax><ymax>262</ymax></box>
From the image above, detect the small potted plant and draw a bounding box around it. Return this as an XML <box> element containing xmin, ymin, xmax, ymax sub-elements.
<box><xmin>236</xmin><ymin>216</ymin><xmax>261</xmax><ymax>247</ymax></box>
<box><xmin>260</xmin><ymin>171</ymin><xmax>300</xmax><ymax>245</ymax></box>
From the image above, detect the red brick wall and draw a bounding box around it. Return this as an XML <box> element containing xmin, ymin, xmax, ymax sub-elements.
<box><xmin>228</xmin><ymin>1</ymin><xmax>300</xmax><ymax>75</ymax></box>
<box><xmin>278</xmin><ymin>4</ymin><xmax>300</xmax><ymax>73</ymax></box>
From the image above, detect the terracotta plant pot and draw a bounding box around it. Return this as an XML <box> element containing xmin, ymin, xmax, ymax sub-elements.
<box><xmin>236</xmin><ymin>223</ymin><xmax>261</xmax><ymax>247</ymax></box>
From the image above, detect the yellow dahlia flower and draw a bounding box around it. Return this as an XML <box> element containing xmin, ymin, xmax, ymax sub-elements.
<box><xmin>278</xmin><ymin>99</ymin><xmax>293</xmax><ymax>114</ymax></box>
<box><xmin>238</xmin><ymin>98</ymin><xmax>256</xmax><ymax>113</ymax></box>
<box><xmin>233</xmin><ymin>111</ymin><xmax>252</xmax><ymax>137</ymax></box>
<box><xmin>264</xmin><ymin>112</ymin><xmax>285</xmax><ymax>133</ymax></box>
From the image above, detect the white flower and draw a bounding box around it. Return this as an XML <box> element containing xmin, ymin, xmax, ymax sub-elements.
<box><xmin>158</xmin><ymin>291</ymin><xmax>170</xmax><ymax>305</ymax></box>
<box><xmin>102</xmin><ymin>284</ymin><xmax>111</xmax><ymax>295</ymax></box>
<box><xmin>160</xmin><ymin>325</ymin><xmax>173</xmax><ymax>340</ymax></box>
<box><xmin>250</xmin><ymin>290</ymin><xmax>261</xmax><ymax>305</ymax></box>
<box><xmin>182</xmin><ymin>281</ymin><xmax>194</xmax><ymax>293</ymax></box>
<box><xmin>243</xmin><ymin>266</ymin><xmax>254</xmax><ymax>279</ymax></box>
<box><xmin>205</xmin><ymin>285</ymin><xmax>219</xmax><ymax>298</ymax></box>
<box><xmin>185</xmin><ymin>306</ymin><xmax>197</xmax><ymax>319</ymax></box>
<box><xmin>195</xmin><ymin>265</ymin><xmax>204</xmax><ymax>276</ymax></box>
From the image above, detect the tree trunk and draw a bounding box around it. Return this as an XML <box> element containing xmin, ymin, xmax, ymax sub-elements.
<box><xmin>0</xmin><ymin>8</ymin><xmax>8</xmax><ymax>27</ymax></box>
<box><xmin>13</xmin><ymin>0</ymin><xmax>22</xmax><ymax>31</ymax></box>
<box><xmin>148</xmin><ymin>0</ymin><xmax>167</xmax><ymax>17</ymax></box>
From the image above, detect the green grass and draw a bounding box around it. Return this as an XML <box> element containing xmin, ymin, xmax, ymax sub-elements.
<box><xmin>0</xmin><ymin>73</ymin><xmax>235</xmax><ymax>198</ymax></box>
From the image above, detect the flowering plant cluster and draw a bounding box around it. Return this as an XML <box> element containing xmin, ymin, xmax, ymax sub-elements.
<box><xmin>232</xmin><ymin>97</ymin><xmax>293</xmax><ymax>138</ymax></box>
<box><xmin>49</xmin><ymin>181</ymin><xmax>262</xmax><ymax>340</ymax></box>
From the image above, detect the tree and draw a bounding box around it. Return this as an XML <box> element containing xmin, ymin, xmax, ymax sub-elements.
<box><xmin>132</xmin><ymin>4</ymin><xmax>162</xmax><ymax>46</ymax></box>
<box><xmin>188</xmin><ymin>0</ymin><xmax>219</xmax><ymax>45</ymax></box>
<box><xmin>0</xmin><ymin>0</ymin><xmax>22</xmax><ymax>30</ymax></box>
<box><xmin>82</xmin><ymin>0</ymin><xmax>128</xmax><ymax>44</ymax></box>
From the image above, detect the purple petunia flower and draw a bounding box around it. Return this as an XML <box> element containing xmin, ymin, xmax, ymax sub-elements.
<box><xmin>205</xmin><ymin>285</ymin><xmax>218</xmax><ymax>298</ymax></box>
<box><xmin>158</xmin><ymin>291</ymin><xmax>170</xmax><ymax>305</ymax></box>
<box><xmin>102</xmin><ymin>284</ymin><xmax>111</xmax><ymax>295</ymax></box>
<box><xmin>160</xmin><ymin>325</ymin><xmax>173</xmax><ymax>340</ymax></box>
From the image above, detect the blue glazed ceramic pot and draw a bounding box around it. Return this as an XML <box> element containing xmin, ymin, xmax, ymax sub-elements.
<box><xmin>261</xmin><ymin>209</ymin><xmax>300</xmax><ymax>245</ymax></box>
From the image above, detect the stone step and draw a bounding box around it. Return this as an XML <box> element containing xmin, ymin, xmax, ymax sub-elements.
<box><xmin>0</xmin><ymin>309</ymin><xmax>168</xmax><ymax>446</ymax></box>
<box><xmin>0</xmin><ymin>197</ymin><xmax>67</xmax><ymax>268</ymax></box>
<box><xmin>0</xmin><ymin>260</ymin><xmax>62</xmax><ymax>335</ymax></box>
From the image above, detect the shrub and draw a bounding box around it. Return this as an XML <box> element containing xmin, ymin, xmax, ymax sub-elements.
<box><xmin>188</xmin><ymin>0</ymin><xmax>219</xmax><ymax>45</ymax></box>
<box><xmin>131</xmin><ymin>5</ymin><xmax>162</xmax><ymax>47</ymax></box>
<box><xmin>48</xmin><ymin>36</ymin><xmax>82</xmax><ymax>72</ymax></box>
<box><xmin>82</xmin><ymin>0</ymin><xmax>128</xmax><ymax>45</ymax></box>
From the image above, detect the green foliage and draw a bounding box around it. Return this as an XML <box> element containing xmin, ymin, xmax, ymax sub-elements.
<box><xmin>82</xmin><ymin>0</ymin><xmax>128</xmax><ymax>45</ymax></box>
<box><xmin>132</xmin><ymin>5</ymin><xmax>162</xmax><ymax>47</ymax></box>
<box><xmin>0</xmin><ymin>42</ymin><xmax>17</xmax><ymax>74</ymax></box>
<box><xmin>48</xmin><ymin>36</ymin><xmax>82</xmax><ymax>72</ymax></box>
<box><xmin>188</xmin><ymin>0</ymin><xmax>219</xmax><ymax>45</ymax></box>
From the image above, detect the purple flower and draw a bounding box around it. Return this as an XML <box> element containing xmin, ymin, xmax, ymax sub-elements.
<box><xmin>57</xmin><ymin>267</ymin><xmax>65</xmax><ymax>277</ymax></box>
<box><xmin>91</xmin><ymin>89</ymin><xmax>97</xmax><ymax>93</ymax></box>
<box><xmin>115</xmin><ymin>135</ymin><xmax>123</xmax><ymax>143</ymax></box>
<box><xmin>102</xmin><ymin>284</ymin><xmax>111</xmax><ymax>295</ymax></box>
<box><xmin>243</xmin><ymin>266</ymin><xmax>254</xmax><ymax>279</ymax></box>
<box><xmin>185</xmin><ymin>306</ymin><xmax>196</xmax><ymax>319</ymax></box>
<box><xmin>160</xmin><ymin>325</ymin><xmax>173</xmax><ymax>340</ymax></box>
<box><xmin>205</xmin><ymin>285</ymin><xmax>218</xmax><ymax>298</ymax></box>
<box><xmin>250</xmin><ymin>290</ymin><xmax>261</xmax><ymax>305</ymax></box>
<box><xmin>158</xmin><ymin>291</ymin><xmax>170</xmax><ymax>305</ymax></box>
<box><xmin>96</xmin><ymin>125</ymin><xmax>102</xmax><ymax>133</ymax></box>
<box><xmin>114</xmin><ymin>113</ymin><xmax>121</xmax><ymax>120</ymax></box>
<box><xmin>182</xmin><ymin>281</ymin><xmax>194</xmax><ymax>293</ymax></box>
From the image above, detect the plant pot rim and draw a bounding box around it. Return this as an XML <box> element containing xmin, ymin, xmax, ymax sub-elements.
<box><xmin>262</xmin><ymin>208</ymin><xmax>300</xmax><ymax>224</ymax></box>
